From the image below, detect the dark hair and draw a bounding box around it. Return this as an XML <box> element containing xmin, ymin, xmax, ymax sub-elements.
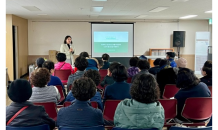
<box><xmin>74</xmin><ymin>56</ymin><xmax>88</xmax><ymax>71</ymax></box>
<box><xmin>159</xmin><ymin>59</ymin><xmax>170</xmax><ymax>67</ymax></box>
<box><xmin>36</xmin><ymin>58</ymin><xmax>45</xmax><ymax>68</ymax></box>
<box><xmin>98</xmin><ymin>59</ymin><xmax>104</xmax><ymax>67</ymax></box>
<box><xmin>166</xmin><ymin>52</ymin><xmax>176</xmax><ymax>58</ymax></box>
<box><xmin>102</xmin><ymin>53</ymin><xmax>110</xmax><ymax>61</ymax></box>
<box><xmin>79</xmin><ymin>52</ymin><xmax>89</xmax><ymax>58</ymax></box>
<box><xmin>109</xmin><ymin>62</ymin><xmax>120</xmax><ymax>73</ymax></box>
<box><xmin>137</xmin><ymin>60</ymin><xmax>150</xmax><ymax>70</ymax></box>
<box><xmin>83</xmin><ymin>70</ymin><xmax>101</xmax><ymax>86</ymax></box>
<box><xmin>129</xmin><ymin>57</ymin><xmax>139</xmax><ymax>67</ymax></box>
<box><xmin>30</xmin><ymin>68</ymin><xmax>50</xmax><ymax>87</ymax></box>
<box><xmin>176</xmin><ymin>68</ymin><xmax>200</xmax><ymax>88</ymax></box>
<box><xmin>112</xmin><ymin>64</ymin><xmax>128</xmax><ymax>82</ymax></box>
<box><xmin>56</xmin><ymin>53</ymin><xmax>67</xmax><ymax>62</ymax></box>
<box><xmin>131</xmin><ymin>74</ymin><xmax>160</xmax><ymax>103</ymax></box>
<box><xmin>42</xmin><ymin>61</ymin><xmax>54</xmax><ymax>73</ymax></box>
<box><xmin>72</xmin><ymin>77</ymin><xmax>96</xmax><ymax>101</ymax></box>
<box><xmin>202</xmin><ymin>60</ymin><xmax>213</xmax><ymax>76</ymax></box>
<box><xmin>64</xmin><ymin>35</ymin><xmax>72</xmax><ymax>44</ymax></box>
<box><xmin>153</xmin><ymin>58</ymin><xmax>161</xmax><ymax>66</ymax></box>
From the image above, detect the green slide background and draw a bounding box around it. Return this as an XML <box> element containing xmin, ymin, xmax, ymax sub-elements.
<box><xmin>94</xmin><ymin>42</ymin><xmax>128</xmax><ymax>53</ymax></box>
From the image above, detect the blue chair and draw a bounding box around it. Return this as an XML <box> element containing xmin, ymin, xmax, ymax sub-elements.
<box><xmin>59</xmin><ymin>125</ymin><xmax>104</xmax><ymax>130</ymax></box>
<box><xmin>169</xmin><ymin>126</ymin><xmax>212</xmax><ymax>130</ymax></box>
<box><xmin>112</xmin><ymin>128</ymin><xmax>158</xmax><ymax>130</ymax></box>
<box><xmin>6</xmin><ymin>124</ymin><xmax>50</xmax><ymax>130</ymax></box>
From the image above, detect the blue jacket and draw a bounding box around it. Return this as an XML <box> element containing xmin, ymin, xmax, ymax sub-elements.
<box><xmin>103</xmin><ymin>81</ymin><xmax>131</xmax><ymax>104</ymax></box>
<box><xmin>48</xmin><ymin>75</ymin><xmax>65</xmax><ymax>94</ymax></box>
<box><xmin>86</xmin><ymin>59</ymin><xmax>98</xmax><ymax>71</ymax></box>
<box><xmin>169</xmin><ymin>59</ymin><xmax>177</xmax><ymax>68</ymax></box>
<box><xmin>65</xmin><ymin>91</ymin><xmax>103</xmax><ymax>111</ymax></box>
<box><xmin>175</xmin><ymin>82</ymin><xmax>211</xmax><ymax>121</ymax></box>
<box><xmin>57</xmin><ymin>100</ymin><xmax>104</xmax><ymax>127</ymax></box>
<box><xmin>101</xmin><ymin>61</ymin><xmax>110</xmax><ymax>69</ymax></box>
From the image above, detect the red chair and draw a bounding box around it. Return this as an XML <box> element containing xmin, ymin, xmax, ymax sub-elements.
<box><xmin>33</xmin><ymin>102</ymin><xmax>57</xmax><ymax>121</ymax></box>
<box><xmin>99</xmin><ymin>69</ymin><xmax>107</xmax><ymax>78</ymax></box>
<box><xmin>208</xmin><ymin>86</ymin><xmax>212</xmax><ymax>97</ymax></box>
<box><xmin>159</xmin><ymin>99</ymin><xmax>177</xmax><ymax>126</ymax></box>
<box><xmin>163</xmin><ymin>84</ymin><xmax>180</xmax><ymax>99</ymax></box>
<box><xmin>181</xmin><ymin>97</ymin><xmax>212</xmax><ymax>126</ymax></box>
<box><xmin>63</xmin><ymin>101</ymin><xmax>98</xmax><ymax>109</ymax></box>
<box><xmin>55</xmin><ymin>85</ymin><xmax>65</xmax><ymax>103</ymax></box>
<box><xmin>103</xmin><ymin>100</ymin><xmax>121</xmax><ymax>121</ymax></box>
<box><xmin>54</xmin><ymin>69</ymin><xmax>71</xmax><ymax>85</ymax></box>
<box><xmin>126</xmin><ymin>77</ymin><xmax>132</xmax><ymax>83</ymax></box>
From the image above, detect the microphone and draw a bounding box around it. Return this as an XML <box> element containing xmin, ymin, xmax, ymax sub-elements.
<box><xmin>70</xmin><ymin>44</ymin><xmax>74</xmax><ymax>54</ymax></box>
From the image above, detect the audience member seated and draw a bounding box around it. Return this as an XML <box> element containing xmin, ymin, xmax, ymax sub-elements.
<box><xmin>101</xmin><ymin>53</ymin><xmax>110</xmax><ymax>69</ymax></box>
<box><xmin>156</xmin><ymin>58</ymin><xmax>187</xmax><ymax>98</ymax></box>
<box><xmin>57</xmin><ymin>77</ymin><xmax>104</xmax><ymax>127</ymax></box>
<box><xmin>131</xmin><ymin>59</ymin><xmax>151</xmax><ymax>83</ymax></box>
<box><xmin>86</xmin><ymin>58</ymin><xmax>99</xmax><ymax>71</ymax></box>
<box><xmin>159</xmin><ymin>59</ymin><xmax>171</xmax><ymax>70</ymax></box>
<box><xmin>66</xmin><ymin>70</ymin><xmax>103</xmax><ymax>110</ymax></box>
<box><xmin>175</xmin><ymin>68</ymin><xmax>211</xmax><ymax>122</ymax></box>
<box><xmin>127</xmin><ymin>57</ymin><xmax>139</xmax><ymax>77</ymax></box>
<box><xmin>114</xmin><ymin>74</ymin><xmax>164</xmax><ymax>130</ymax></box>
<box><xmin>100</xmin><ymin>62</ymin><xmax>119</xmax><ymax>87</ymax></box>
<box><xmin>29</xmin><ymin>57</ymin><xmax>45</xmax><ymax>82</ymax></box>
<box><xmin>103</xmin><ymin>64</ymin><xmax>131</xmax><ymax>104</ymax></box>
<box><xmin>6</xmin><ymin>79</ymin><xmax>55</xmax><ymax>130</ymax></box>
<box><xmin>79</xmin><ymin>51</ymin><xmax>89</xmax><ymax>58</ymax></box>
<box><xmin>149</xmin><ymin>58</ymin><xmax>161</xmax><ymax>75</ymax></box>
<box><xmin>200</xmin><ymin>60</ymin><xmax>212</xmax><ymax>86</ymax></box>
<box><xmin>43</xmin><ymin>61</ymin><xmax>66</xmax><ymax>97</ymax></box>
<box><xmin>29</xmin><ymin>68</ymin><xmax>60</xmax><ymax>103</ymax></box>
<box><xmin>55</xmin><ymin>53</ymin><xmax>75</xmax><ymax>74</ymax></box>
<box><xmin>166</xmin><ymin>52</ymin><xmax>177</xmax><ymax>67</ymax></box>
<box><xmin>139</xmin><ymin>55</ymin><xmax>147</xmax><ymax>60</ymax></box>
<box><xmin>98</xmin><ymin>59</ymin><xmax>104</xmax><ymax>69</ymax></box>
<box><xmin>67</xmin><ymin>56</ymin><xmax>88</xmax><ymax>92</ymax></box>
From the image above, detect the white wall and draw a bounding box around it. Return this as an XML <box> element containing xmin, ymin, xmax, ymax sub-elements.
<box><xmin>28</xmin><ymin>20</ymin><xmax>210</xmax><ymax>56</ymax></box>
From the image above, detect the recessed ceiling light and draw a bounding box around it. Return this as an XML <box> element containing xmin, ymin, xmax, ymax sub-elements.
<box><xmin>22</xmin><ymin>6</ymin><xmax>41</xmax><ymax>11</ymax></box>
<box><xmin>171</xmin><ymin>0</ymin><xmax>189</xmax><ymax>2</ymax></box>
<box><xmin>205</xmin><ymin>10</ymin><xmax>212</xmax><ymax>13</ymax></box>
<box><xmin>135</xmin><ymin>15</ymin><xmax>148</xmax><ymax>18</ymax></box>
<box><xmin>91</xmin><ymin>7</ymin><xmax>103</xmax><ymax>12</ymax></box>
<box><xmin>179</xmin><ymin>15</ymin><xmax>197</xmax><ymax>19</ymax></box>
<box><xmin>92</xmin><ymin>0</ymin><xmax>107</xmax><ymax>1</ymax></box>
<box><xmin>149</xmin><ymin>7</ymin><xmax>169</xmax><ymax>12</ymax></box>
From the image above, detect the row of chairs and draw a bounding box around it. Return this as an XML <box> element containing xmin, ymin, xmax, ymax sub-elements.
<box><xmin>32</xmin><ymin>97</ymin><xmax>212</xmax><ymax>128</ymax></box>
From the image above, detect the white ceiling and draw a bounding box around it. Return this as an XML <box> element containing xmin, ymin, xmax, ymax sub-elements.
<box><xmin>6</xmin><ymin>0</ymin><xmax>212</xmax><ymax>20</ymax></box>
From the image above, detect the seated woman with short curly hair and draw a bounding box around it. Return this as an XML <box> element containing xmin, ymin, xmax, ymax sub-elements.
<box><xmin>114</xmin><ymin>74</ymin><xmax>164</xmax><ymax>130</ymax></box>
<box><xmin>57</xmin><ymin>77</ymin><xmax>104</xmax><ymax>127</ymax></box>
<box><xmin>29</xmin><ymin>68</ymin><xmax>60</xmax><ymax>103</ymax></box>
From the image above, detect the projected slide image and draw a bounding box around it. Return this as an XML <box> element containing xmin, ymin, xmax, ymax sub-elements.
<box><xmin>94</xmin><ymin>32</ymin><xmax>128</xmax><ymax>53</ymax></box>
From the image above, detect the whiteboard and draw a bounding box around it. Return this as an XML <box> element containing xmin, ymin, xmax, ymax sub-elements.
<box><xmin>195</xmin><ymin>32</ymin><xmax>210</xmax><ymax>74</ymax></box>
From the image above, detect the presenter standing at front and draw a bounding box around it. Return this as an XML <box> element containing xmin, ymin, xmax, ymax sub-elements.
<box><xmin>60</xmin><ymin>35</ymin><xmax>76</xmax><ymax>65</ymax></box>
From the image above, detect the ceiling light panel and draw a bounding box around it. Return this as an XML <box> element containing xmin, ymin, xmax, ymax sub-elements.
<box><xmin>135</xmin><ymin>15</ymin><xmax>148</xmax><ymax>18</ymax></box>
<box><xmin>205</xmin><ymin>10</ymin><xmax>212</xmax><ymax>13</ymax></box>
<box><xmin>91</xmin><ymin>7</ymin><xmax>103</xmax><ymax>12</ymax></box>
<box><xmin>179</xmin><ymin>15</ymin><xmax>197</xmax><ymax>19</ymax></box>
<box><xmin>149</xmin><ymin>7</ymin><xmax>169</xmax><ymax>12</ymax></box>
<box><xmin>22</xmin><ymin>6</ymin><xmax>41</xmax><ymax>11</ymax></box>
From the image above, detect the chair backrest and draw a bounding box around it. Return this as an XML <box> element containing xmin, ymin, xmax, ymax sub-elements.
<box><xmin>103</xmin><ymin>100</ymin><xmax>122</xmax><ymax>121</ymax></box>
<box><xmin>112</xmin><ymin>128</ymin><xmax>158</xmax><ymax>130</ymax></box>
<box><xmin>54</xmin><ymin>69</ymin><xmax>71</xmax><ymax>81</ymax></box>
<box><xmin>182</xmin><ymin>97</ymin><xmax>212</xmax><ymax>120</ymax></box>
<box><xmin>6</xmin><ymin>124</ymin><xmax>50</xmax><ymax>130</ymax></box>
<box><xmin>55</xmin><ymin>85</ymin><xmax>65</xmax><ymax>102</ymax></box>
<box><xmin>208</xmin><ymin>86</ymin><xmax>212</xmax><ymax>97</ymax></box>
<box><xmin>169</xmin><ymin>126</ymin><xmax>212</xmax><ymax>130</ymax></box>
<box><xmin>126</xmin><ymin>77</ymin><xmax>132</xmax><ymax>83</ymax></box>
<box><xmin>159</xmin><ymin>99</ymin><xmax>177</xmax><ymax>122</ymax></box>
<box><xmin>33</xmin><ymin>102</ymin><xmax>57</xmax><ymax>120</ymax></box>
<box><xmin>59</xmin><ymin>125</ymin><xmax>104</xmax><ymax>130</ymax></box>
<box><xmin>163</xmin><ymin>84</ymin><xmax>179</xmax><ymax>99</ymax></box>
<box><xmin>63</xmin><ymin>101</ymin><xmax>98</xmax><ymax>109</ymax></box>
<box><xmin>99</xmin><ymin>69</ymin><xmax>107</xmax><ymax>77</ymax></box>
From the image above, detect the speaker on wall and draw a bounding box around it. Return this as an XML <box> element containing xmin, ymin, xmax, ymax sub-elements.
<box><xmin>173</xmin><ymin>31</ymin><xmax>185</xmax><ymax>47</ymax></box>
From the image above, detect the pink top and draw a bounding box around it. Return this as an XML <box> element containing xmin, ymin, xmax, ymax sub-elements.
<box><xmin>54</xmin><ymin>62</ymin><xmax>74</xmax><ymax>74</ymax></box>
